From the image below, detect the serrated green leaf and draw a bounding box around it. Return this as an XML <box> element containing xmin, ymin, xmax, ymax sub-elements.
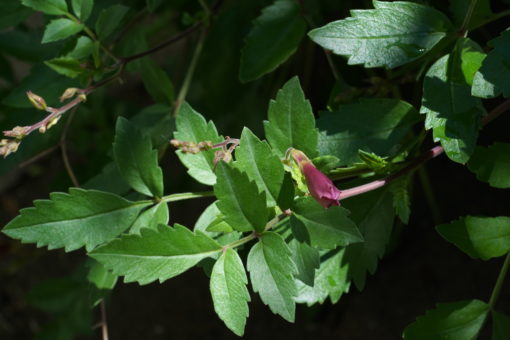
<box><xmin>113</xmin><ymin>117</ymin><xmax>164</xmax><ymax>197</ymax></box>
<box><xmin>247</xmin><ymin>232</ymin><xmax>297</xmax><ymax>322</ymax></box>
<box><xmin>71</xmin><ymin>0</ymin><xmax>93</xmax><ymax>22</ymax></box>
<box><xmin>239</xmin><ymin>0</ymin><xmax>306</xmax><ymax>82</ymax></box>
<box><xmin>2</xmin><ymin>188</ymin><xmax>149</xmax><ymax>252</ymax></box>
<box><xmin>42</xmin><ymin>18</ymin><xmax>83</xmax><ymax>44</ymax></box>
<box><xmin>436</xmin><ymin>216</ymin><xmax>510</xmax><ymax>260</ymax></box>
<box><xmin>83</xmin><ymin>162</ymin><xmax>131</xmax><ymax>196</ymax></box>
<box><xmin>474</xmin><ymin>29</ymin><xmax>510</xmax><ymax>98</ymax></box>
<box><xmin>468</xmin><ymin>143</ymin><xmax>510</xmax><ymax>189</ymax></box>
<box><xmin>318</xmin><ymin>98</ymin><xmax>420</xmax><ymax>166</ymax></box>
<box><xmin>421</xmin><ymin>40</ymin><xmax>485</xmax><ymax>164</ymax></box>
<box><xmin>210</xmin><ymin>248</ymin><xmax>250</xmax><ymax>336</ymax></box>
<box><xmin>403</xmin><ymin>300</ymin><xmax>489</xmax><ymax>340</ymax></box>
<box><xmin>129</xmin><ymin>203</ymin><xmax>169</xmax><ymax>235</ymax></box>
<box><xmin>44</xmin><ymin>57</ymin><xmax>85</xmax><ymax>78</ymax></box>
<box><xmin>87</xmin><ymin>259</ymin><xmax>117</xmax><ymax>290</ymax></box>
<box><xmin>66</xmin><ymin>36</ymin><xmax>94</xmax><ymax>59</ymax></box>
<box><xmin>235</xmin><ymin>127</ymin><xmax>287</xmax><ymax>207</ymax></box>
<box><xmin>214</xmin><ymin>162</ymin><xmax>268</xmax><ymax>232</ymax></box>
<box><xmin>288</xmin><ymin>239</ymin><xmax>320</xmax><ymax>286</ymax></box>
<box><xmin>95</xmin><ymin>4</ymin><xmax>129</xmax><ymax>40</ymax></box>
<box><xmin>342</xmin><ymin>188</ymin><xmax>394</xmax><ymax>290</ymax></box>
<box><xmin>309</xmin><ymin>1</ymin><xmax>453</xmax><ymax>68</ymax></box>
<box><xmin>173</xmin><ymin>103</ymin><xmax>223</xmax><ymax>185</ymax></box>
<box><xmin>492</xmin><ymin>311</ymin><xmax>510</xmax><ymax>340</ymax></box>
<box><xmin>295</xmin><ymin>248</ymin><xmax>350</xmax><ymax>306</ymax></box>
<box><xmin>89</xmin><ymin>224</ymin><xmax>222</xmax><ymax>285</ymax></box>
<box><xmin>472</xmin><ymin>71</ymin><xmax>498</xmax><ymax>98</ymax></box>
<box><xmin>291</xmin><ymin>197</ymin><xmax>363</xmax><ymax>249</ymax></box>
<box><xmin>264</xmin><ymin>76</ymin><xmax>318</xmax><ymax>158</ymax></box>
<box><xmin>358</xmin><ymin>150</ymin><xmax>389</xmax><ymax>172</ymax></box>
<box><xmin>449</xmin><ymin>0</ymin><xmax>492</xmax><ymax>29</ymax></box>
<box><xmin>389</xmin><ymin>175</ymin><xmax>411</xmax><ymax>224</ymax></box>
<box><xmin>22</xmin><ymin>0</ymin><xmax>68</xmax><ymax>15</ymax></box>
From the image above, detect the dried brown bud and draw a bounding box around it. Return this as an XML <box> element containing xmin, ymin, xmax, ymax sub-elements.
<box><xmin>59</xmin><ymin>88</ymin><xmax>78</xmax><ymax>102</ymax></box>
<box><xmin>27</xmin><ymin>91</ymin><xmax>47</xmax><ymax>110</ymax></box>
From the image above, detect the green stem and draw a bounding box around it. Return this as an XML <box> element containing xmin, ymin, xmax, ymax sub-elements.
<box><xmin>173</xmin><ymin>26</ymin><xmax>208</xmax><ymax>116</ymax></box>
<box><xmin>489</xmin><ymin>252</ymin><xmax>510</xmax><ymax>310</ymax></box>
<box><xmin>161</xmin><ymin>191</ymin><xmax>215</xmax><ymax>203</ymax></box>
<box><xmin>65</xmin><ymin>12</ymin><xmax>120</xmax><ymax>63</ymax></box>
<box><xmin>472</xmin><ymin>9</ymin><xmax>510</xmax><ymax>31</ymax></box>
<box><xmin>460</xmin><ymin>0</ymin><xmax>478</xmax><ymax>32</ymax></box>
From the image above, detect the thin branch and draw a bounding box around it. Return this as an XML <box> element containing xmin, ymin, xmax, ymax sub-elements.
<box><xmin>100</xmin><ymin>300</ymin><xmax>109</xmax><ymax>340</ymax></box>
<box><xmin>482</xmin><ymin>99</ymin><xmax>510</xmax><ymax>126</ymax></box>
<box><xmin>459</xmin><ymin>0</ymin><xmax>478</xmax><ymax>33</ymax></box>
<box><xmin>339</xmin><ymin>145</ymin><xmax>444</xmax><ymax>200</ymax></box>
<box><xmin>120</xmin><ymin>23</ymin><xmax>201</xmax><ymax>64</ymax></box>
<box><xmin>60</xmin><ymin>108</ymin><xmax>80</xmax><ymax>187</ymax></box>
<box><xmin>18</xmin><ymin>145</ymin><xmax>59</xmax><ymax>168</ymax></box>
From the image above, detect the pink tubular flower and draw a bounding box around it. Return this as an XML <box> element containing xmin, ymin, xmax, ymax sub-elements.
<box><xmin>290</xmin><ymin>149</ymin><xmax>341</xmax><ymax>208</ymax></box>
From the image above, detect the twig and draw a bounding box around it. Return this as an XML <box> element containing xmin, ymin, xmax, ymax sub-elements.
<box><xmin>18</xmin><ymin>145</ymin><xmax>59</xmax><ymax>168</ymax></box>
<box><xmin>60</xmin><ymin>108</ymin><xmax>80</xmax><ymax>187</ymax></box>
<box><xmin>481</xmin><ymin>99</ymin><xmax>510</xmax><ymax>126</ymax></box>
<box><xmin>100</xmin><ymin>300</ymin><xmax>109</xmax><ymax>340</ymax></box>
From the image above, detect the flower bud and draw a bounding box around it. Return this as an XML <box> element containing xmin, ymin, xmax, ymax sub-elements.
<box><xmin>290</xmin><ymin>149</ymin><xmax>341</xmax><ymax>208</ymax></box>
<box><xmin>26</xmin><ymin>91</ymin><xmax>47</xmax><ymax>110</ymax></box>
<box><xmin>59</xmin><ymin>88</ymin><xmax>78</xmax><ymax>102</ymax></box>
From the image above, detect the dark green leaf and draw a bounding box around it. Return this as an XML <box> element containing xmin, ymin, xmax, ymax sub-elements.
<box><xmin>235</xmin><ymin>127</ymin><xmax>287</xmax><ymax>207</ymax></box>
<box><xmin>146</xmin><ymin>0</ymin><xmax>164</xmax><ymax>12</ymax></box>
<box><xmin>214</xmin><ymin>162</ymin><xmax>268</xmax><ymax>232</ymax></box>
<box><xmin>95</xmin><ymin>4</ymin><xmax>129</xmax><ymax>40</ymax></box>
<box><xmin>89</xmin><ymin>224</ymin><xmax>222</xmax><ymax>285</ymax></box>
<box><xmin>289</xmin><ymin>240</ymin><xmax>320</xmax><ymax>286</ymax></box>
<box><xmin>129</xmin><ymin>104</ymin><xmax>174</xmax><ymax>148</ymax></box>
<box><xmin>309</xmin><ymin>1</ymin><xmax>453</xmax><ymax>68</ymax></box>
<box><xmin>83</xmin><ymin>162</ymin><xmax>131</xmax><ymax>196</ymax></box>
<box><xmin>239</xmin><ymin>0</ymin><xmax>306</xmax><ymax>82</ymax></box>
<box><xmin>421</xmin><ymin>39</ymin><xmax>485</xmax><ymax>164</ymax></box>
<box><xmin>492</xmin><ymin>311</ymin><xmax>510</xmax><ymax>340</ymax></box>
<box><xmin>173</xmin><ymin>103</ymin><xmax>223</xmax><ymax>185</ymax></box>
<box><xmin>436</xmin><ymin>216</ymin><xmax>510</xmax><ymax>260</ymax></box>
<box><xmin>129</xmin><ymin>203</ymin><xmax>169</xmax><ymax>234</ymax></box>
<box><xmin>468</xmin><ymin>143</ymin><xmax>510</xmax><ymax>189</ymax></box>
<box><xmin>66</xmin><ymin>36</ymin><xmax>94</xmax><ymax>59</ymax></box>
<box><xmin>113</xmin><ymin>117</ymin><xmax>164</xmax><ymax>197</ymax></box>
<box><xmin>474</xmin><ymin>29</ymin><xmax>510</xmax><ymax>98</ymax></box>
<box><xmin>0</xmin><ymin>31</ymin><xmax>55</xmax><ymax>62</ymax></box>
<box><xmin>318</xmin><ymin>98</ymin><xmax>420</xmax><ymax>166</ymax></box>
<box><xmin>0</xmin><ymin>2</ymin><xmax>31</xmax><ymax>29</ymax></box>
<box><xmin>342</xmin><ymin>188</ymin><xmax>394</xmax><ymax>290</ymax></box>
<box><xmin>42</xmin><ymin>19</ymin><xmax>83</xmax><ymax>44</ymax></box>
<box><xmin>21</xmin><ymin>0</ymin><xmax>68</xmax><ymax>15</ymax></box>
<box><xmin>264</xmin><ymin>76</ymin><xmax>318</xmax><ymax>158</ymax></box>
<box><xmin>449</xmin><ymin>0</ymin><xmax>492</xmax><ymax>29</ymax></box>
<box><xmin>44</xmin><ymin>57</ymin><xmax>85</xmax><ymax>78</ymax></box>
<box><xmin>295</xmin><ymin>248</ymin><xmax>350</xmax><ymax>305</ymax></box>
<box><xmin>87</xmin><ymin>259</ymin><xmax>117</xmax><ymax>290</ymax></box>
<box><xmin>291</xmin><ymin>197</ymin><xmax>363</xmax><ymax>249</ymax></box>
<box><xmin>403</xmin><ymin>300</ymin><xmax>489</xmax><ymax>340</ymax></box>
<box><xmin>247</xmin><ymin>232</ymin><xmax>297</xmax><ymax>322</ymax></box>
<box><xmin>210</xmin><ymin>248</ymin><xmax>250</xmax><ymax>336</ymax></box>
<box><xmin>312</xmin><ymin>155</ymin><xmax>340</xmax><ymax>173</ymax></box>
<box><xmin>71</xmin><ymin>0</ymin><xmax>93</xmax><ymax>22</ymax></box>
<box><xmin>2</xmin><ymin>188</ymin><xmax>149</xmax><ymax>252</ymax></box>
